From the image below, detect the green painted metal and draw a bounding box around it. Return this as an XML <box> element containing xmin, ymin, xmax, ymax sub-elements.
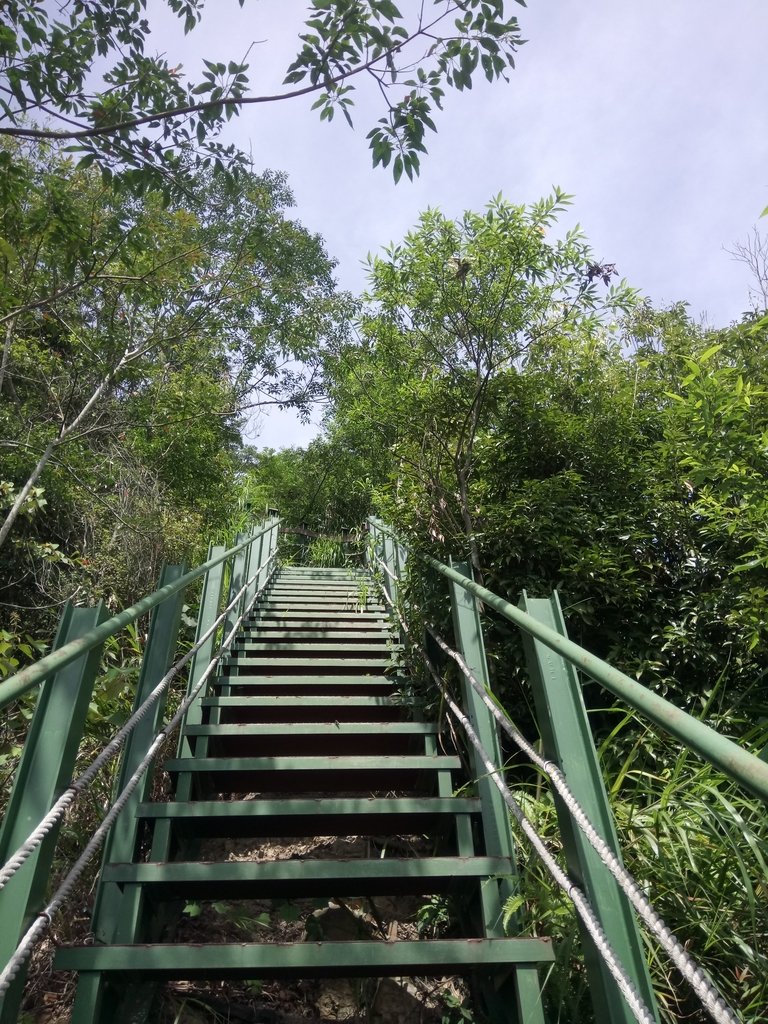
<box><xmin>415</xmin><ymin>549</ymin><xmax>768</xmax><ymax>803</ymax></box>
<box><xmin>223</xmin><ymin>532</ymin><xmax>250</xmax><ymax>638</ymax></box>
<box><xmin>70</xmin><ymin>566</ymin><xmax>187</xmax><ymax>1023</ymax></box>
<box><xmin>56</xmin><ymin>937</ymin><xmax>555</xmax><ymax>978</ymax></box>
<box><xmin>447</xmin><ymin>561</ymin><xmax>547</xmax><ymax>1024</ymax></box>
<box><xmin>185</xmin><ymin>722</ymin><xmax>437</xmax><ymax>736</ymax></box>
<box><xmin>224</xmin><ymin>657</ymin><xmax>393</xmax><ymax>669</ymax></box>
<box><xmin>214</xmin><ymin>674</ymin><xmax>395</xmax><ymax>685</ymax></box>
<box><xmin>101</xmin><ymin>856</ymin><xmax>512</xmax><ymax>898</ymax></box>
<box><xmin>231</xmin><ymin>642</ymin><xmax>390</xmax><ymax>652</ymax></box>
<box><xmin>164</xmin><ymin>754</ymin><xmax>461</xmax><ymax>772</ymax></box>
<box><xmin>0</xmin><ymin>604</ymin><xmax>106</xmax><ymax>1024</ymax></box>
<box><xmin>242</xmin><ymin>524</ymin><xmax>263</xmax><ymax>609</ymax></box>
<box><xmin>16</xmin><ymin>560</ymin><xmax>558</xmax><ymax>1024</ymax></box>
<box><xmin>0</xmin><ymin>519</ymin><xmax>278</xmax><ymax>711</ymax></box>
<box><xmin>249</xmin><ymin>610</ymin><xmax>387</xmax><ymax>618</ymax></box>
<box><xmin>201</xmin><ymin>694</ymin><xmax>397</xmax><ymax>708</ymax></box>
<box><xmin>135</xmin><ymin>799</ymin><xmax>479</xmax><ymax>841</ymax></box>
<box><xmin>520</xmin><ymin>592</ymin><xmax>659</xmax><ymax>1024</ymax></box>
<box><xmin>88</xmin><ymin>565</ymin><xmax>187</xmax><ymax>939</ymax></box>
<box><xmin>176</xmin><ymin>543</ymin><xmax>227</xmax><ymax>764</ymax></box>
<box><xmin>236</xmin><ymin>626</ymin><xmax>391</xmax><ymax>634</ymax></box>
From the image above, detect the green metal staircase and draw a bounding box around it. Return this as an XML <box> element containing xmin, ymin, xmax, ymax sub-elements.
<box><xmin>3</xmin><ymin>520</ymin><xmax>764</xmax><ymax>1024</ymax></box>
<box><xmin>55</xmin><ymin>565</ymin><xmax>554</xmax><ymax>1022</ymax></box>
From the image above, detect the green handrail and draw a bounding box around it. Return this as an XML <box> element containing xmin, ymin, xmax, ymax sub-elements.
<box><xmin>369</xmin><ymin>519</ymin><xmax>768</xmax><ymax>804</ymax></box>
<box><xmin>0</xmin><ymin>518</ymin><xmax>280</xmax><ymax>712</ymax></box>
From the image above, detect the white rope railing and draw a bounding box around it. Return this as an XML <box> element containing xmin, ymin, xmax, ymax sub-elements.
<box><xmin>0</xmin><ymin>548</ymin><xmax>276</xmax><ymax>894</ymax></box>
<box><xmin>371</xmin><ymin>556</ymin><xmax>741</xmax><ymax>1024</ymax></box>
<box><xmin>0</xmin><ymin>556</ymin><xmax>277</xmax><ymax>997</ymax></box>
<box><xmin>426</xmin><ymin>626</ymin><xmax>740</xmax><ymax>1024</ymax></box>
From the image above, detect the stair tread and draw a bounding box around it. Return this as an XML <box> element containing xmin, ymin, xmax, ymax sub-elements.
<box><xmin>201</xmin><ymin>696</ymin><xmax>397</xmax><ymax>706</ymax></box>
<box><xmin>165</xmin><ymin>755</ymin><xmax>460</xmax><ymax>771</ymax></box>
<box><xmin>214</xmin><ymin>676</ymin><xmax>395</xmax><ymax>687</ymax></box>
<box><xmin>138</xmin><ymin>796</ymin><xmax>480</xmax><ymax>817</ymax></box>
<box><xmin>230</xmin><ymin>643</ymin><xmax>393</xmax><ymax>653</ymax></box>
<box><xmin>221</xmin><ymin>663</ymin><xmax>391</xmax><ymax>671</ymax></box>
<box><xmin>103</xmin><ymin>856</ymin><xmax>511</xmax><ymax>885</ymax></box>
<box><xmin>55</xmin><ymin>937</ymin><xmax>555</xmax><ymax>977</ymax></box>
<box><xmin>239</xmin><ymin>626</ymin><xmax>391</xmax><ymax>634</ymax></box>
<box><xmin>186</xmin><ymin>723</ymin><xmax>437</xmax><ymax>735</ymax></box>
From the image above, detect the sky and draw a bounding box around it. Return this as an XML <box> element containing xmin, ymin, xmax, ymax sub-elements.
<box><xmin>150</xmin><ymin>1</ymin><xmax>768</xmax><ymax>448</ymax></box>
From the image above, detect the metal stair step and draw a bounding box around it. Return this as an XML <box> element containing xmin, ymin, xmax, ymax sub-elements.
<box><xmin>248</xmin><ymin>612</ymin><xmax>387</xmax><ymax>622</ymax></box>
<box><xmin>212</xmin><ymin>677</ymin><xmax>396</xmax><ymax>696</ymax></box>
<box><xmin>189</xmin><ymin>721</ymin><xmax>437</xmax><ymax>756</ymax></box>
<box><xmin>165</xmin><ymin>754</ymin><xmax>458</xmax><ymax>774</ymax></box>
<box><xmin>200</xmin><ymin>695</ymin><xmax>403</xmax><ymax>723</ymax></box>
<box><xmin>267</xmin><ymin>586</ymin><xmax>372</xmax><ymax>594</ymax></box>
<box><xmin>164</xmin><ymin>754</ymin><xmax>460</xmax><ymax>793</ymax></box>
<box><xmin>237</xmin><ymin>629</ymin><xmax>390</xmax><ymax>640</ymax></box>
<box><xmin>277</xmin><ymin>569</ymin><xmax>368</xmax><ymax>576</ymax></box>
<box><xmin>222</xmin><ymin>658</ymin><xmax>394</xmax><ymax>670</ymax></box>
<box><xmin>100</xmin><ymin>857</ymin><xmax>513</xmax><ymax>900</ymax></box>
<box><xmin>188</xmin><ymin>723</ymin><xmax>436</xmax><ymax>737</ymax></box>
<box><xmin>136</xmin><ymin>796</ymin><xmax>479</xmax><ymax>837</ymax></box>
<box><xmin>55</xmin><ymin>937</ymin><xmax>555</xmax><ymax>978</ymax></box>
<box><xmin>230</xmin><ymin>642</ymin><xmax>392</xmax><ymax>654</ymax></box>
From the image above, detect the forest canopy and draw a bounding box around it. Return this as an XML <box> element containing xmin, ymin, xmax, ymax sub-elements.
<box><xmin>0</xmin><ymin>0</ymin><xmax>525</xmax><ymax>193</ymax></box>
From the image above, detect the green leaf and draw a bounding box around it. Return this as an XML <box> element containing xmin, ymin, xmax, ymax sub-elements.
<box><xmin>698</xmin><ymin>343</ymin><xmax>722</xmax><ymax>365</ymax></box>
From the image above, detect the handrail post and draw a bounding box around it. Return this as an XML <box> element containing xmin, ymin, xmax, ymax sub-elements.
<box><xmin>224</xmin><ymin>533</ymin><xmax>250</xmax><ymax>638</ymax></box>
<box><xmin>70</xmin><ymin>566</ymin><xmax>187</xmax><ymax>1021</ymax></box>
<box><xmin>368</xmin><ymin>517</ymin><xmax>385</xmax><ymax>577</ymax></box>
<box><xmin>448</xmin><ymin>561</ymin><xmax>546</xmax><ymax>1024</ymax></box>
<box><xmin>369</xmin><ymin>517</ymin><xmax>398</xmax><ymax>606</ymax></box>
<box><xmin>520</xmin><ymin>591</ymin><xmax>659</xmax><ymax>1024</ymax></box>
<box><xmin>243</xmin><ymin>524</ymin><xmax>262</xmax><ymax>609</ymax></box>
<box><xmin>0</xmin><ymin>603</ymin><xmax>107</xmax><ymax>1024</ymax></box>
<box><xmin>174</xmin><ymin>544</ymin><xmax>228</xmax><ymax>770</ymax></box>
<box><xmin>266</xmin><ymin>517</ymin><xmax>279</xmax><ymax>577</ymax></box>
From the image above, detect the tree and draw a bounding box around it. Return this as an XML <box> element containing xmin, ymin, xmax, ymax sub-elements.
<box><xmin>727</xmin><ymin>227</ymin><xmax>768</xmax><ymax>312</ymax></box>
<box><xmin>0</xmin><ymin>1</ymin><xmax>524</xmax><ymax>192</ymax></box>
<box><xmin>326</xmin><ymin>190</ymin><xmax>636</xmax><ymax>579</ymax></box>
<box><xmin>0</xmin><ymin>145</ymin><xmax>346</xmax><ymax>608</ymax></box>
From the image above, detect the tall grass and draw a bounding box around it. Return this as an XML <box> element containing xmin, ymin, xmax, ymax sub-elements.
<box><xmin>509</xmin><ymin>705</ymin><xmax>768</xmax><ymax>1023</ymax></box>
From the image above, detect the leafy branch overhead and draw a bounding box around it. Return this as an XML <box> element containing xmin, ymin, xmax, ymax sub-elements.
<box><xmin>0</xmin><ymin>1</ymin><xmax>524</xmax><ymax>191</ymax></box>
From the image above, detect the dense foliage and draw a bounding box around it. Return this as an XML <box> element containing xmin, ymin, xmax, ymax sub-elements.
<box><xmin>1</xmin><ymin>121</ymin><xmax>766</xmax><ymax>1018</ymax></box>
<box><xmin>259</xmin><ymin>197</ymin><xmax>768</xmax><ymax>1021</ymax></box>
<box><xmin>1</xmin><ymin>1</ymin><xmax>524</xmax><ymax>192</ymax></box>
<box><xmin>0</xmin><ymin>143</ymin><xmax>345</xmax><ymax>660</ymax></box>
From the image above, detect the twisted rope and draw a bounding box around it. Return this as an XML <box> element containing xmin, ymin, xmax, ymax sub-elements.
<box><xmin>371</xmin><ymin>556</ymin><xmax>740</xmax><ymax>1024</ymax></box>
<box><xmin>0</xmin><ymin>549</ymin><xmax>276</xmax><ymax>893</ymax></box>
<box><xmin>0</xmin><ymin>558</ymin><xmax>277</xmax><ymax>996</ymax></box>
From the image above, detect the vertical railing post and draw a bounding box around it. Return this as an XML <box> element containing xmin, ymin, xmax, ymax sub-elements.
<box><xmin>174</xmin><ymin>545</ymin><xmax>228</xmax><ymax>768</ymax></box>
<box><xmin>519</xmin><ymin>591</ymin><xmax>659</xmax><ymax>1024</ymax></box>
<box><xmin>369</xmin><ymin>517</ymin><xmax>398</xmax><ymax>606</ymax></box>
<box><xmin>70</xmin><ymin>566</ymin><xmax>187</xmax><ymax>1022</ymax></box>
<box><xmin>224</xmin><ymin>532</ymin><xmax>250</xmax><ymax>638</ymax></box>
<box><xmin>448</xmin><ymin>562</ymin><xmax>546</xmax><ymax>1024</ymax></box>
<box><xmin>243</xmin><ymin>525</ymin><xmax>262</xmax><ymax>609</ymax></box>
<box><xmin>368</xmin><ymin>517</ymin><xmax>385</xmax><ymax>576</ymax></box>
<box><xmin>0</xmin><ymin>603</ymin><xmax>107</xmax><ymax>1024</ymax></box>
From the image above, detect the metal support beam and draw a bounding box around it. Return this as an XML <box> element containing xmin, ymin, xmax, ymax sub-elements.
<box><xmin>223</xmin><ymin>533</ymin><xmax>249</xmax><ymax>639</ymax></box>
<box><xmin>448</xmin><ymin>562</ymin><xmax>547</xmax><ymax>1024</ymax></box>
<box><xmin>70</xmin><ymin>567</ymin><xmax>186</xmax><ymax>1023</ymax></box>
<box><xmin>520</xmin><ymin>591</ymin><xmax>659</xmax><ymax>1024</ymax></box>
<box><xmin>243</xmin><ymin>525</ymin><xmax>263</xmax><ymax>609</ymax></box>
<box><xmin>0</xmin><ymin>603</ymin><xmax>106</xmax><ymax>1024</ymax></box>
